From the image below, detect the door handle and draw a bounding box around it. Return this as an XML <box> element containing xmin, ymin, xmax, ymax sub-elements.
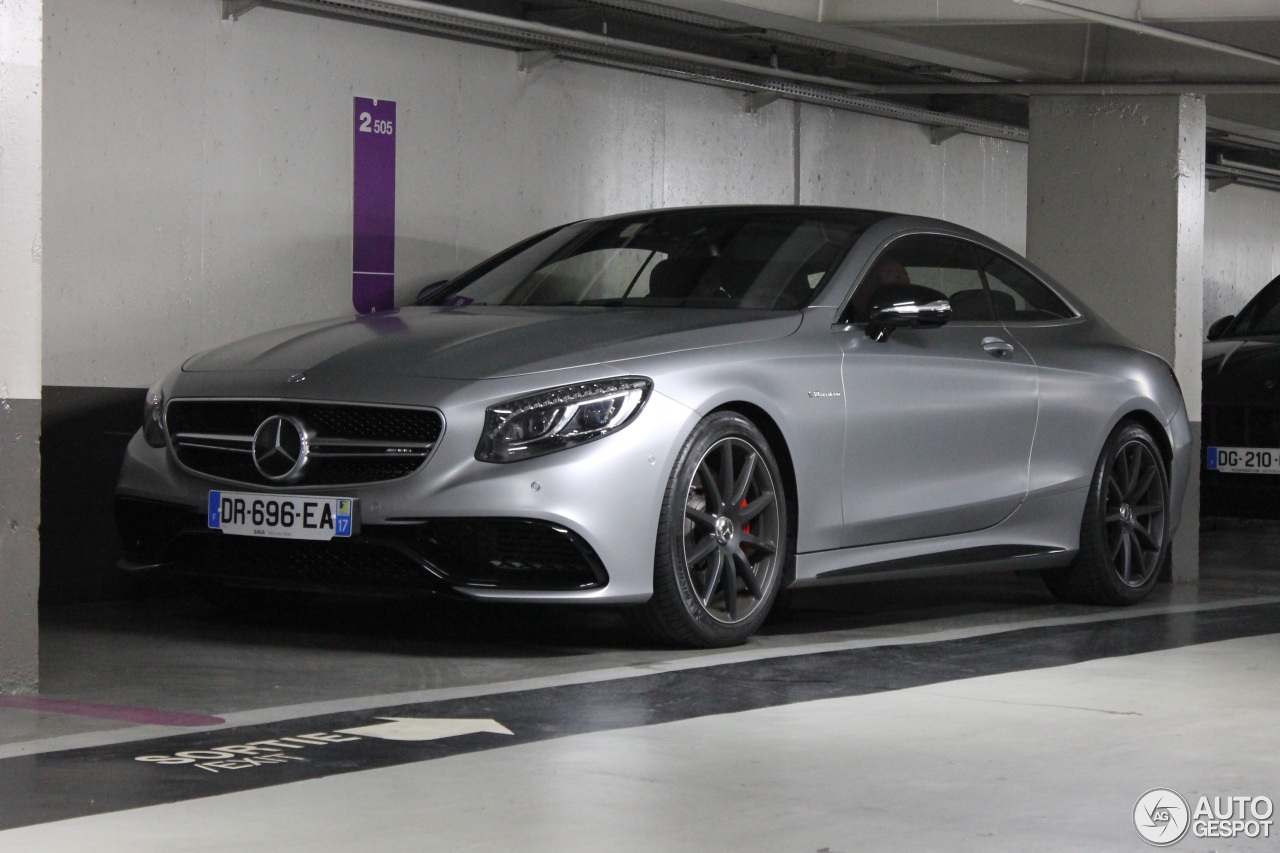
<box><xmin>982</xmin><ymin>337</ymin><xmax>1015</xmax><ymax>359</ymax></box>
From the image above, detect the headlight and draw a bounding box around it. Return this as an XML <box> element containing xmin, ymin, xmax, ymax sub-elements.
<box><xmin>476</xmin><ymin>377</ymin><xmax>652</xmax><ymax>463</ymax></box>
<box><xmin>142</xmin><ymin>380</ymin><xmax>166</xmax><ymax>448</ymax></box>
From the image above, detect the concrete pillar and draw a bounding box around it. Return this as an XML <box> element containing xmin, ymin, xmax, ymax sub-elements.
<box><xmin>0</xmin><ymin>0</ymin><xmax>42</xmax><ymax>693</ymax></box>
<box><xmin>1027</xmin><ymin>94</ymin><xmax>1204</xmax><ymax>583</ymax></box>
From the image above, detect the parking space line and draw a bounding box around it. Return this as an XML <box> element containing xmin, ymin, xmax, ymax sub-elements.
<box><xmin>0</xmin><ymin>697</ymin><xmax>225</xmax><ymax>728</ymax></box>
<box><xmin>1</xmin><ymin>601</ymin><xmax>1279</xmax><ymax>831</ymax></box>
<box><xmin>4</xmin><ymin>593</ymin><xmax>1277</xmax><ymax>761</ymax></box>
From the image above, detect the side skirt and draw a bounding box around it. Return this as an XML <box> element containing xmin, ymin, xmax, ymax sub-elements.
<box><xmin>791</xmin><ymin>486</ymin><xmax>1086</xmax><ymax>587</ymax></box>
<box><xmin>796</xmin><ymin>545</ymin><xmax>1071</xmax><ymax>587</ymax></box>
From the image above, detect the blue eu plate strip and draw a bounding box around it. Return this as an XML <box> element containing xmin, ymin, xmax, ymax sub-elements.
<box><xmin>336</xmin><ymin>499</ymin><xmax>352</xmax><ymax>537</ymax></box>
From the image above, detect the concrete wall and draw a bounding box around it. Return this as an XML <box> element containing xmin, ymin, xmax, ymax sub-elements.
<box><xmin>43</xmin><ymin>0</ymin><xmax>1030</xmax><ymax>390</ymax></box>
<box><xmin>1026</xmin><ymin>94</ymin><xmax>1206</xmax><ymax>583</ymax></box>
<box><xmin>1204</xmin><ymin>184</ymin><xmax>1280</xmax><ymax>331</ymax></box>
<box><xmin>1027</xmin><ymin>96</ymin><xmax>1206</xmax><ymax>411</ymax></box>
<box><xmin>29</xmin><ymin>0</ymin><xmax>1280</xmax><ymax>612</ymax></box>
<box><xmin>39</xmin><ymin>0</ymin><xmax>1031</xmax><ymax>602</ymax></box>
<box><xmin>798</xmin><ymin>103</ymin><xmax>1027</xmax><ymax>252</ymax></box>
<box><xmin>0</xmin><ymin>0</ymin><xmax>42</xmax><ymax>692</ymax></box>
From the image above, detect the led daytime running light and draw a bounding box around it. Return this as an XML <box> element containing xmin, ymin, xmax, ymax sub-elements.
<box><xmin>477</xmin><ymin>377</ymin><xmax>652</xmax><ymax>463</ymax></box>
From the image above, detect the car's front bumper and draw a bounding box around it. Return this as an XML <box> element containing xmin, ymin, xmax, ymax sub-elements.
<box><xmin>116</xmin><ymin>496</ymin><xmax>612</xmax><ymax>594</ymax></box>
<box><xmin>115</xmin><ymin>375</ymin><xmax>700</xmax><ymax>603</ymax></box>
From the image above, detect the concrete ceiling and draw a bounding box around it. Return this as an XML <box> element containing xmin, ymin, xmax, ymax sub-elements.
<box><xmin>596</xmin><ymin>0</ymin><xmax>1280</xmax><ymax>184</ymax></box>
<box><xmin>660</xmin><ymin>0</ymin><xmax>1280</xmax><ymax>127</ymax></box>
<box><xmin>249</xmin><ymin>0</ymin><xmax>1280</xmax><ymax>182</ymax></box>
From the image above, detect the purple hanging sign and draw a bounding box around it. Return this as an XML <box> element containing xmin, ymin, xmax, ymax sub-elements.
<box><xmin>353</xmin><ymin>97</ymin><xmax>396</xmax><ymax>313</ymax></box>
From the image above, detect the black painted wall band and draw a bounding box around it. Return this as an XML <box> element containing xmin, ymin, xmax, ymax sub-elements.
<box><xmin>40</xmin><ymin>386</ymin><xmax>146</xmax><ymax>604</ymax></box>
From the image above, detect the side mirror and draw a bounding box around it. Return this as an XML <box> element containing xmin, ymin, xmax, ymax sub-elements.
<box><xmin>866</xmin><ymin>284</ymin><xmax>952</xmax><ymax>342</ymax></box>
<box><xmin>1206</xmin><ymin>315</ymin><xmax>1235</xmax><ymax>341</ymax></box>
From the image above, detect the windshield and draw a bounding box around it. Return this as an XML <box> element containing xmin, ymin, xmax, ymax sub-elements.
<box><xmin>428</xmin><ymin>209</ymin><xmax>881</xmax><ymax>310</ymax></box>
<box><xmin>1228</xmin><ymin>274</ymin><xmax>1280</xmax><ymax>337</ymax></box>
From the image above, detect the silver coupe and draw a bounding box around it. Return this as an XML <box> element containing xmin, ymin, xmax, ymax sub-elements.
<box><xmin>116</xmin><ymin>206</ymin><xmax>1193</xmax><ymax>646</ymax></box>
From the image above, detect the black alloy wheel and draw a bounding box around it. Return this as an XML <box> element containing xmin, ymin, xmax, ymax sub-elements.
<box><xmin>1102</xmin><ymin>436</ymin><xmax>1168</xmax><ymax>588</ymax></box>
<box><xmin>1043</xmin><ymin>421</ymin><xmax>1170</xmax><ymax>605</ymax></box>
<box><xmin>635</xmin><ymin>412</ymin><xmax>788</xmax><ymax>647</ymax></box>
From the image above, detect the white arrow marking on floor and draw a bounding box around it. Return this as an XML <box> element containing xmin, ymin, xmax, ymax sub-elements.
<box><xmin>335</xmin><ymin>717</ymin><xmax>514</xmax><ymax>741</ymax></box>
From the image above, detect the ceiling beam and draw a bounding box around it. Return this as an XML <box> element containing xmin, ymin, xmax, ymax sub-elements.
<box><xmin>1012</xmin><ymin>0</ymin><xmax>1280</xmax><ymax>71</ymax></box>
<box><xmin>768</xmin><ymin>0</ymin><xmax>1280</xmax><ymax>26</ymax></box>
<box><xmin>871</xmin><ymin>82</ymin><xmax>1280</xmax><ymax>95</ymax></box>
<box><xmin>222</xmin><ymin>0</ymin><xmax>264</xmax><ymax>19</ymax></box>
<box><xmin>744</xmin><ymin>90</ymin><xmax>782</xmax><ymax>112</ymax></box>
<box><xmin>929</xmin><ymin>126</ymin><xmax>965</xmax><ymax>145</ymax></box>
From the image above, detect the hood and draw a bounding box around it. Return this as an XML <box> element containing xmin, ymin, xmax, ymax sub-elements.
<box><xmin>1202</xmin><ymin>335</ymin><xmax>1280</xmax><ymax>404</ymax></box>
<box><xmin>182</xmin><ymin>305</ymin><xmax>803</xmax><ymax>380</ymax></box>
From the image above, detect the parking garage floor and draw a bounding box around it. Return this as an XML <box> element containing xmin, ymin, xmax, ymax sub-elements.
<box><xmin>2</xmin><ymin>523</ymin><xmax>1279</xmax><ymax>852</ymax></box>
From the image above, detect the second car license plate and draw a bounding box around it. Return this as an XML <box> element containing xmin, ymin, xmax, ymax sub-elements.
<box><xmin>208</xmin><ymin>491</ymin><xmax>355</xmax><ymax>540</ymax></box>
<box><xmin>1207</xmin><ymin>447</ymin><xmax>1280</xmax><ymax>475</ymax></box>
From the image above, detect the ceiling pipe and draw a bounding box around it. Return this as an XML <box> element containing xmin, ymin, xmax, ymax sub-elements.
<box><xmin>559</xmin><ymin>52</ymin><xmax>1030</xmax><ymax>140</ymax></box>
<box><xmin>583</xmin><ymin>0</ymin><xmax>1003</xmax><ymax>82</ymax></box>
<box><xmin>1011</xmin><ymin>0</ymin><xmax>1280</xmax><ymax>72</ymax></box>
<box><xmin>270</xmin><ymin>0</ymin><xmax>884</xmax><ymax>96</ymax></box>
<box><xmin>261</xmin><ymin>0</ymin><xmax>1030</xmax><ymax>141</ymax></box>
<box><xmin>273</xmin><ymin>0</ymin><xmax>1280</xmax><ymax>100</ymax></box>
<box><xmin>871</xmin><ymin>82</ymin><xmax>1280</xmax><ymax>95</ymax></box>
<box><xmin>1206</xmin><ymin>164</ymin><xmax>1280</xmax><ymax>192</ymax></box>
<box><xmin>1217</xmin><ymin>154</ymin><xmax>1280</xmax><ymax>180</ymax></box>
<box><xmin>1209</xmin><ymin>118</ymin><xmax>1280</xmax><ymax>151</ymax></box>
<box><xmin>235</xmin><ymin>0</ymin><xmax>1280</xmax><ymax>155</ymax></box>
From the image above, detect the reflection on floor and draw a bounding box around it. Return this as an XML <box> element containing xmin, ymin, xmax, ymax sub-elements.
<box><xmin>1</xmin><ymin>523</ymin><xmax>1278</xmax><ymax>851</ymax></box>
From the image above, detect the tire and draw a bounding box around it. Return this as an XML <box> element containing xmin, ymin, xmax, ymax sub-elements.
<box><xmin>1042</xmin><ymin>421</ymin><xmax>1171</xmax><ymax>605</ymax></box>
<box><xmin>633</xmin><ymin>412</ymin><xmax>789</xmax><ymax>647</ymax></box>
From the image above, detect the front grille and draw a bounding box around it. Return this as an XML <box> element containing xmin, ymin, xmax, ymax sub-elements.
<box><xmin>165</xmin><ymin>399</ymin><xmax>443</xmax><ymax>487</ymax></box>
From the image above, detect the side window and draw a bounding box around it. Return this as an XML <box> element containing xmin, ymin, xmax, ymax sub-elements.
<box><xmin>978</xmin><ymin>251</ymin><xmax>1076</xmax><ymax>321</ymax></box>
<box><xmin>1231</xmin><ymin>276</ymin><xmax>1280</xmax><ymax>336</ymax></box>
<box><xmin>845</xmin><ymin>234</ymin><xmax>994</xmax><ymax>323</ymax></box>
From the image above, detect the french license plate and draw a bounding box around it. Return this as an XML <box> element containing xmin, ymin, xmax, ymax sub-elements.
<box><xmin>1207</xmin><ymin>447</ymin><xmax>1280</xmax><ymax>475</ymax></box>
<box><xmin>208</xmin><ymin>491</ymin><xmax>355</xmax><ymax>540</ymax></box>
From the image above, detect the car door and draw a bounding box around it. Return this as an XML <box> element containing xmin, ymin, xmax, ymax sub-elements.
<box><xmin>975</xmin><ymin>243</ymin><xmax>1101</xmax><ymax>502</ymax></box>
<box><xmin>837</xmin><ymin>234</ymin><xmax>1039</xmax><ymax>547</ymax></box>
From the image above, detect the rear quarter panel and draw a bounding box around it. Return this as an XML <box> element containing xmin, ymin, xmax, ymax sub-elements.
<box><xmin>1001</xmin><ymin>317</ymin><xmax>1188</xmax><ymax>509</ymax></box>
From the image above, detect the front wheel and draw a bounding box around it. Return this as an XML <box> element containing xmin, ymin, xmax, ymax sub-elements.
<box><xmin>1043</xmin><ymin>421</ymin><xmax>1170</xmax><ymax>605</ymax></box>
<box><xmin>634</xmin><ymin>412</ymin><xmax>789</xmax><ymax>647</ymax></box>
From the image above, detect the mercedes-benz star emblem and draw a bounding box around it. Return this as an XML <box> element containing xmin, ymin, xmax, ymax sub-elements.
<box><xmin>252</xmin><ymin>415</ymin><xmax>310</xmax><ymax>481</ymax></box>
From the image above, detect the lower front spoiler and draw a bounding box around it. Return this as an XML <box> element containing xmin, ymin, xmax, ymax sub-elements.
<box><xmin>115</xmin><ymin>497</ymin><xmax>611</xmax><ymax>596</ymax></box>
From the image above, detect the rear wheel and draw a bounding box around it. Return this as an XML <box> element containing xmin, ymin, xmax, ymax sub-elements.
<box><xmin>634</xmin><ymin>412</ymin><xmax>788</xmax><ymax>647</ymax></box>
<box><xmin>1043</xmin><ymin>421</ymin><xmax>1170</xmax><ymax>605</ymax></box>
